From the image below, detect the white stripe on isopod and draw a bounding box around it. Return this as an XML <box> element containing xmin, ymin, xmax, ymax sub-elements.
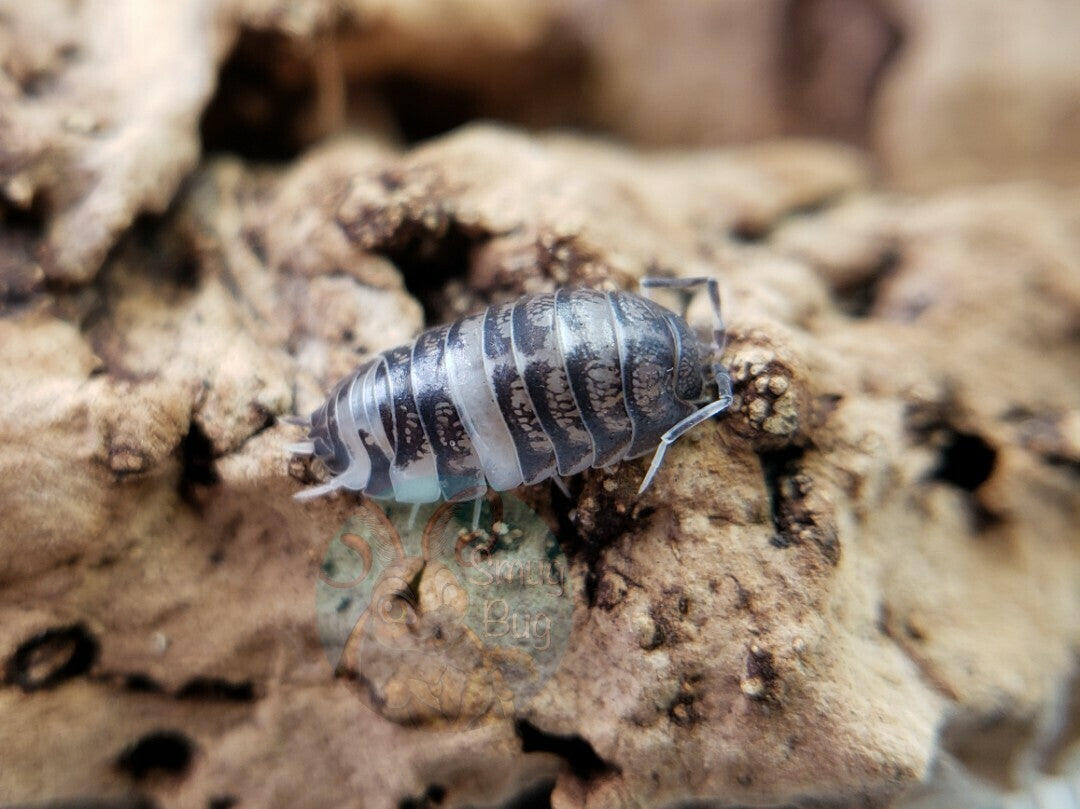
<box><xmin>444</xmin><ymin>314</ymin><xmax>524</xmax><ymax>492</ymax></box>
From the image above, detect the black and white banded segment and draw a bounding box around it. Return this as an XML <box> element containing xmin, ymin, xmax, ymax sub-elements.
<box><xmin>289</xmin><ymin>279</ymin><xmax>733</xmax><ymax>504</ymax></box>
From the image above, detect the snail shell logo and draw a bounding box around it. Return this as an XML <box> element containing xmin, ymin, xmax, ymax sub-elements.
<box><xmin>315</xmin><ymin>490</ymin><xmax>572</xmax><ymax>730</ymax></box>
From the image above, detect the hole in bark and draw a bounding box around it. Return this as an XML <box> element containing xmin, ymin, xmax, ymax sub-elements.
<box><xmin>1045</xmin><ymin>454</ymin><xmax>1080</xmax><ymax>476</ymax></box>
<box><xmin>0</xmin><ymin>190</ymin><xmax>49</xmax><ymax>305</ymax></box>
<box><xmin>5</xmin><ymin>623</ymin><xmax>99</xmax><ymax>691</ymax></box>
<box><xmin>758</xmin><ymin>446</ymin><xmax>806</xmax><ymax>542</ymax></box>
<box><xmin>374</xmin><ymin>74</ymin><xmax>480</xmax><ymax>144</ymax></box>
<box><xmin>758</xmin><ymin>446</ymin><xmax>839</xmax><ymax>563</ymax></box>
<box><xmin>0</xmin><ymin>187</ymin><xmax>48</xmax><ymax>237</ymax></box>
<box><xmin>124</xmin><ymin>673</ymin><xmax>166</xmax><ymax>693</ymax></box>
<box><xmin>179</xmin><ymin>421</ymin><xmax>220</xmax><ymax>500</ymax></box>
<box><xmin>115</xmin><ymin>730</ymin><xmax>195</xmax><ymax>781</ymax></box>
<box><xmin>200</xmin><ymin>29</ymin><xmax>322</xmax><ymax>161</ymax></box>
<box><xmin>834</xmin><ymin>248</ymin><xmax>900</xmax><ymax>317</ymax></box>
<box><xmin>176</xmin><ymin>677</ymin><xmax>255</xmax><ymax>702</ymax></box>
<box><xmin>353</xmin><ymin>20</ymin><xmax>591</xmax><ymax>146</ymax></box>
<box><xmin>729</xmin><ymin>219</ymin><xmax>768</xmax><ymax>244</ymax></box>
<box><xmin>931</xmin><ymin>430</ymin><xmax>997</xmax><ymax>493</ymax></box>
<box><xmin>127</xmin><ymin>213</ymin><xmax>203</xmax><ymax>292</ymax></box>
<box><xmin>398</xmin><ymin>784</ymin><xmax>446</xmax><ymax>809</ymax></box>
<box><xmin>546</xmin><ymin>476</ymin><xmax>631</xmax><ymax>609</ymax></box>
<box><xmin>515</xmin><ymin>720</ymin><xmax>617</xmax><ymax>781</ymax></box>
<box><xmin>580</xmin><ymin>544</ymin><xmax>604</xmax><ymax>608</ymax></box>
<box><xmin>208</xmin><ymin>797</ymin><xmax>238</xmax><ymax>809</ymax></box>
<box><xmin>385</xmin><ymin>220</ymin><xmax>478</xmax><ymax>326</ymax></box>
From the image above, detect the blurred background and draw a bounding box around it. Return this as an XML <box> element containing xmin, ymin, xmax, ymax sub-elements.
<box><xmin>198</xmin><ymin>0</ymin><xmax>1080</xmax><ymax>188</ymax></box>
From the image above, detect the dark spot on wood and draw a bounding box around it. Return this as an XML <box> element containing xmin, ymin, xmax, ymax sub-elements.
<box><xmin>242</xmin><ymin>227</ymin><xmax>267</xmax><ymax>264</ymax></box>
<box><xmin>115</xmin><ymin>730</ymin><xmax>195</xmax><ymax>781</ymax></box>
<box><xmin>379</xmin><ymin>170</ymin><xmax>406</xmax><ymax>192</ymax></box>
<box><xmin>931</xmin><ymin>430</ymin><xmax>997</xmax><ymax>493</ymax></box>
<box><xmin>814</xmin><ymin>393</ymin><xmax>843</xmax><ymax>422</ymax></box>
<box><xmin>375</xmin><ymin>74</ymin><xmax>479</xmax><ymax>145</ymax></box>
<box><xmin>387</xmin><ymin>220</ymin><xmax>482</xmax><ymax>326</ymax></box>
<box><xmin>179</xmin><ymin>420</ymin><xmax>220</xmax><ymax>503</ymax></box>
<box><xmin>398</xmin><ymin>784</ymin><xmax>447</xmax><ymax>809</ymax></box>
<box><xmin>668</xmin><ymin>673</ymin><xmax>704</xmax><ymax>727</ymax></box>
<box><xmin>915</xmin><ymin>425</ymin><xmax>1002</xmax><ymax>532</ymax></box>
<box><xmin>769</xmin><ymin>533</ymin><xmax>794</xmax><ymax>549</ymax></box>
<box><xmin>745</xmin><ymin>645</ymin><xmax>779</xmax><ymax>701</ymax></box>
<box><xmin>124</xmin><ymin>673</ymin><xmax>165</xmax><ymax>693</ymax></box>
<box><xmin>200</xmin><ymin>29</ymin><xmax>322</xmax><ymax>161</ymax></box>
<box><xmin>647</xmin><ymin>587</ymin><xmax>692</xmax><ymax>648</ymax></box>
<box><xmin>176</xmin><ymin>677</ymin><xmax>255</xmax><ymax>702</ymax></box>
<box><xmin>904</xmin><ymin>621</ymin><xmax>926</xmax><ymax>642</ymax></box>
<box><xmin>516</xmin><ymin>720</ymin><xmax>618</xmax><ymax>781</ymax></box>
<box><xmin>129</xmin><ymin>213</ymin><xmax>203</xmax><ymax>292</ymax></box>
<box><xmin>106</xmin><ymin>444</ymin><xmax>152</xmax><ymax>477</ymax></box>
<box><xmin>5</xmin><ymin>623</ymin><xmax>99</xmax><ymax>691</ymax></box>
<box><xmin>729</xmin><ymin>219</ymin><xmax>768</xmax><ymax>244</ymax></box>
<box><xmin>759</xmin><ymin>447</ymin><xmax>840</xmax><ymax>565</ymax></box>
<box><xmin>0</xmin><ymin>189</ymin><xmax>48</xmax><ymax>307</ymax></box>
<box><xmin>833</xmin><ymin>248</ymin><xmax>900</xmax><ymax>318</ymax></box>
<box><xmin>591</xmin><ymin>571</ymin><xmax>628</xmax><ymax>612</ymax></box>
<box><xmin>727</xmin><ymin>575</ymin><xmax>751</xmax><ymax>610</ymax></box>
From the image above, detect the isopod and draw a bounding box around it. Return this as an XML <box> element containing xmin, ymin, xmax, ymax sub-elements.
<box><xmin>289</xmin><ymin>278</ymin><xmax>733</xmax><ymax>505</ymax></box>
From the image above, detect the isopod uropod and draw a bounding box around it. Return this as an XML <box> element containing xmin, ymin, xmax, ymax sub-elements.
<box><xmin>289</xmin><ymin>277</ymin><xmax>733</xmax><ymax>505</ymax></box>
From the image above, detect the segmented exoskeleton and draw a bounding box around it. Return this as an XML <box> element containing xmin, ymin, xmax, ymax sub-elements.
<box><xmin>289</xmin><ymin>278</ymin><xmax>733</xmax><ymax>504</ymax></box>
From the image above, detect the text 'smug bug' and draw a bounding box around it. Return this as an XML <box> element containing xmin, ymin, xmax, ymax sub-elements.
<box><xmin>288</xmin><ymin>277</ymin><xmax>733</xmax><ymax>506</ymax></box>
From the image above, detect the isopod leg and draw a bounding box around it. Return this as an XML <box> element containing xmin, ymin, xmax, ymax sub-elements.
<box><xmin>637</xmin><ymin>394</ymin><xmax>733</xmax><ymax>495</ymax></box>
<box><xmin>640</xmin><ymin>276</ymin><xmax>727</xmax><ymax>355</ymax></box>
<box><xmin>293</xmin><ymin>479</ymin><xmax>342</xmax><ymax>501</ymax></box>
<box><xmin>552</xmin><ymin>475</ymin><xmax>571</xmax><ymax>498</ymax></box>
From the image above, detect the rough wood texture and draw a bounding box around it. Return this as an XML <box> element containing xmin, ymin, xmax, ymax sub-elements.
<box><xmin>1</xmin><ymin>2</ymin><xmax>1078</xmax><ymax>809</ymax></box>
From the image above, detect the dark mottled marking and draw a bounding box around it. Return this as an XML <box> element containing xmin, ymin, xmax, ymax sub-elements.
<box><xmin>554</xmin><ymin>288</ymin><xmax>632</xmax><ymax>466</ymax></box>
<box><xmin>373</xmin><ymin>361</ymin><xmax>397</xmax><ymax>441</ymax></box>
<box><xmin>319</xmin><ymin>380</ymin><xmax>352</xmax><ymax>475</ymax></box>
<box><xmin>663</xmin><ymin>312</ymin><xmax>705</xmax><ymax>402</ymax></box>
<box><xmin>348</xmin><ymin>367</ymin><xmax>394</xmax><ymax>498</ymax></box>
<box><xmin>609</xmin><ymin>292</ymin><xmax>696</xmax><ymax>457</ymax></box>
<box><xmin>411</xmin><ymin>326</ymin><xmax>487</xmax><ymax>501</ymax></box>
<box><xmin>483</xmin><ymin>302</ymin><xmax>556</xmax><ymax>484</ymax></box>
<box><xmin>512</xmin><ymin>295</ymin><xmax>593</xmax><ymax>475</ymax></box>
<box><xmin>384</xmin><ymin>345</ymin><xmax>431</xmax><ymax>469</ymax></box>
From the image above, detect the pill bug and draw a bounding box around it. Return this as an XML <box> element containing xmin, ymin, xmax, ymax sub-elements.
<box><xmin>289</xmin><ymin>277</ymin><xmax>733</xmax><ymax>504</ymax></box>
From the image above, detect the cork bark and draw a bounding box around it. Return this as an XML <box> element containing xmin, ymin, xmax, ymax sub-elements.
<box><xmin>1</xmin><ymin>2</ymin><xmax>1078</xmax><ymax>809</ymax></box>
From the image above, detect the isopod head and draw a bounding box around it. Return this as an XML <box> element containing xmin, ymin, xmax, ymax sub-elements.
<box><xmin>296</xmin><ymin>380</ymin><xmax>373</xmax><ymax>500</ymax></box>
<box><xmin>661</xmin><ymin>310</ymin><xmax>707</xmax><ymax>403</ymax></box>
